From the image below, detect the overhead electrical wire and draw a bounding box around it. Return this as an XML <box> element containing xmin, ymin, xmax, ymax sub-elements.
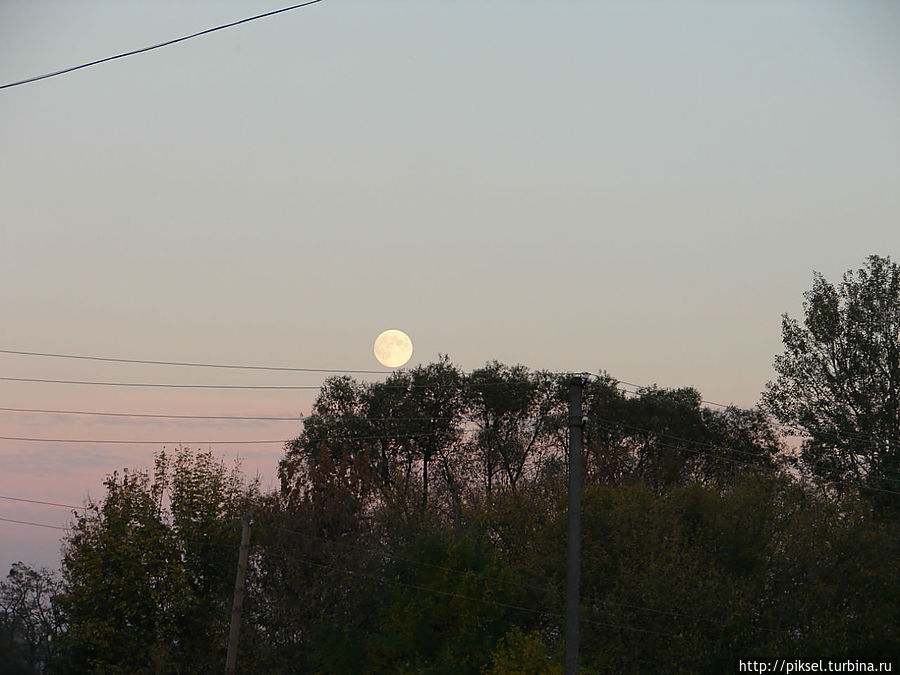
<box><xmin>0</xmin><ymin>494</ymin><xmax>86</xmax><ymax>510</ymax></box>
<box><xmin>775</xmin><ymin>422</ymin><xmax>900</xmax><ymax>447</ymax></box>
<box><xmin>281</xmin><ymin>529</ymin><xmax>753</xmax><ymax>643</ymax></box>
<box><xmin>0</xmin><ymin>376</ymin><xmax>323</xmax><ymax>389</ymax></box>
<box><xmin>4</xmin><ymin>358</ymin><xmax>892</xmax><ymax>636</ymax></box>
<box><xmin>0</xmin><ymin>407</ymin><xmax>458</xmax><ymax>422</ymax></box>
<box><xmin>0</xmin><ymin>406</ymin><xmax>520</xmax><ymax>424</ymax></box>
<box><xmin>0</xmin><ymin>347</ymin><xmax>522</xmax><ymax>388</ymax></box>
<box><xmin>2</xmin><ymin>376</ymin><xmax>893</xmax><ymax>465</ymax></box>
<box><xmin>610</xmin><ymin>376</ymin><xmax>898</xmax><ymax>451</ymax></box>
<box><xmin>608</xmin><ymin>378</ymin><xmax>900</xmax><ymax>448</ymax></box>
<box><xmin>0</xmin><ymin>348</ymin><xmax>387</xmax><ymax>375</ymax></box>
<box><xmin>597</xmin><ymin>385</ymin><xmax>893</xmax><ymax>477</ymax></box>
<box><xmin>0</xmin><ymin>431</ymin><xmax>443</xmax><ymax>445</ymax></box>
<box><xmin>2</xmin><ymin>384</ymin><xmax>888</xmax><ymax>452</ymax></box>
<box><xmin>0</xmin><ymin>375</ymin><xmax>515</xmax><ymax>390</ymax></box>
<box><xmin>0</xmin><ymin>435</ymin><xmax>287</xmax><ymax>444</ymax></box>
<box><xmin>0</xmin><ymin>347</ymin><xmax>755</xmax><ymax>399</ymax></box>
<box><xmin>593</xmin><ymin>408</ymin><xmax>900</xmax><ymax>481</ymax></box>
<box><xmin>1</xmin><ymin>381</ymin><xmax>893</xmax><ymax>461</ymax></box>
<box><xmin>0</xmin><ymin>406</ymin><xmax>303</xmax><ymax>421</ymax></box>
<box><xmin>0</xmin><ymin>511</ymin><xmax>242</xmax><ymax>552</ymax></box>
<box><xmin>0</xmin><ymin>0</ymin><xmax>326</xmax><ymax>91</ymax></box>
<box><xmin>3</xmin><ymin>348</ymin><xmax>895</xmax><ymax>449</ymax></box>
<box><xmin>593</xmin><ymin>421</ymin><xmax>900</xmax><ymax>496</ymax></box>
<box><xmin>0</xmin><ymin>516</ymin><xmax>67</xmax><ymax>530</ymax></box>
<box><xmin>613</xmin><ymin>379</ymin><xmax>737</xmax><ymax>411</ymax></box>
<box><xmin>592</xmin><ymin>416</ymin><xmax>777</xmax><ymax>462</ymax></box>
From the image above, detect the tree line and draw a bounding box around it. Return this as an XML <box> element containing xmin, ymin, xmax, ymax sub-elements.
<box><xmin>2</xmin><ymin>255</ymin><xmax>899</xmax><ymax>673</ymax></box>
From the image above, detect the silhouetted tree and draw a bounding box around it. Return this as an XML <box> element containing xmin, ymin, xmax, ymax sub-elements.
<box><xmin>763</xmin><ymin>255</ymin><xmax>900</xmax><ymax>501</ymax></box>
<box><xmin>585</xmin><ymin>380</ymin><xmax>781</xmax><ymax>489</ymax></box>
<box><xmin>464</xmin><ymin>362</ymin><xmax>560</xmax><ymax>494</ymax></box>
<box><xmin>0</xmin><ymin>562</ymin><xmax>64</xmax><ymax>673</ymax></box>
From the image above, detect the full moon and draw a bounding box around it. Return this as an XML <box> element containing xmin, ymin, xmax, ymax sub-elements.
<box><xmin>373</xmin><ymin>329</ymin><xmax>413</xmax><ymax>368</ymax></box>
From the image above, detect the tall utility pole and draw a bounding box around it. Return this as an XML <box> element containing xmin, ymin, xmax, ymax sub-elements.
<box><xmin>566</xmin><ymin>375</ymin><xmax>586</xmax><ymax>675</ymax></box>
<box><xmin>225</xmin><ymin>511</ymin><xmax>252</xmax><ymax>675</ymax></box>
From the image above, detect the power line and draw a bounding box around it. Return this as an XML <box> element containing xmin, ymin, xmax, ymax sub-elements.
<box><xmin>0</xmin><ymin>348</ymin><xmax>518</xmax><ymax>391</ymax></box>
<box><xmin>0</xmin><ymin>510</ymin><xmax>243</xmax><ymax>553</ymax></box>
<box><xmin>0</xmin><ymin>405</ymin><xmax>554</xmax><ymax>434</ymax></box>
<box><xmin>0</xmin><ymin>406</ymin><xmax>303</xmax><ymax>421</ymax></box>
<box><xmin>0</xmin><ymin>0</ymin><xmax>326</xmax><ymax>91</ymax></box>
<box><xmin>0</xmin><ymin>376</ymin><xmax>322</xmax><ymax>390</ymax></box>
<box><xmin>0</xmin><ymin>375</ymin><xmax>515</xmax><ymax>391</ymax></box>
<box><xmin>3</xmin><ymin>386</ymin><xmax>892</xmax><ymax>487</ymax></box>
<box><xmin>593</xmin><ymin>417</ymin><xmax>777</xmax><ymax>462</ymax></box>
<box><xmin>0</xmin><ymin>407</ymin><xmax>468</xmax><ymax>423</ymax></box>
<box><xmin>0</xmin><ymin>435</ymin><xmax>287</xmax><ymax>445</ymax></box>
<box><xmin>0</xmin><ymin>348</ymin><xmax>387</xmax><ymax>375</ymax></box>
<box><xmin>0</xmin><ymin>494</ymin><xmax>86</xmax><ymax>510</ymax></box>
<box><xmin>593</xmin><ymin>409</ymin><xmax>900</xmax><ymax>483</ymax></box>
<box><xmin>3</xmin><ymin>358</ymin><xmax>894</xmax><ymax>482</ymax></box>
<box><xmin>606</xmin><ymin>378</ymin><xmax>900</xmax><ymax>456</ymax></box>
<box><xmin>614</xmin><ymin>380</ymin><xmax>736</xmax><ymax>411</ymax></box>
<box><xmin>615</xmin><ymin>378</ymin><xmax>900</xmax><ymax>452</ymax></box>
<box><xmin>0</xmin><ymin>516</ymin><xmax>67</xmax><ymax>530</ymax></box>
<box><xmin>6</xmin><ymin>351</ymin><xmax>884</xmax><ymax>427</ymax></box>
<box><xmin>0</xmin><ymin>371</ymin><xmax>807</xmax><ymax>443</ymax></box>
<box><xmin>0</xmin><ymin>431</ymin><xmax>442</xmax><ymax>445</ymax></box>
<box><xmin>775</xmin><ymin>422</ymin><xmax>900</xmax><ymax>448</ymax></box>
<box><xmin>598</xmin><ymin>423</ymin><xmax>900</xmax><ymax>497</ymax></box>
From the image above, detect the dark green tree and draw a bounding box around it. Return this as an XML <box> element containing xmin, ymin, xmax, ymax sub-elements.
<box><xmin>264</xmin><ymin>358</ymin><xmax>900</xmax><ymax>671</ymax></box>
<box><xmin>281</xmin><ymin>356</ymin><xmax>466</xmax><ymax>515</ymax></box>
<box><xmin>57</xmin><ymin>447</ymin><xmax>258</xmax><ymax>673</ymax></box>
<box><xmin>585</xmin><ymin>379</ymin><xmax>781</xmax><ymax>489</ymax></box>
<box><xmin>403</xmin><ymin>357</ymin><xmax>466</xmax><ymax>510</ymax></box>
<box><xmin>762</xmin><ymin>255</ymin><xmax>900</xmax><ymax>498</ymax></box>
<box><xmin>279</xmin><ymin>374</ymin><xmax>378</xmax><ymax>519</ymax></box>
<box><xmin>464</xmin><ymin>363</ymin><xmax>561</xmax><ymax>495</ymax></box>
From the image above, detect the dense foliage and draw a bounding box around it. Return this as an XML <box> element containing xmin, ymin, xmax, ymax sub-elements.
<box><xmin>3</xmin><ymin>257</ymin><xmax>899</xmax><ymax>673</ymax></box>
<box><xmin>53</xmin><ymin>449</ymin><xmax>259</xmax><ymax>673</ymax></box>
<box><xmin>763</xmin><ymin>255</ymin><xmax>900</xmax><ymax>502</ymax></box>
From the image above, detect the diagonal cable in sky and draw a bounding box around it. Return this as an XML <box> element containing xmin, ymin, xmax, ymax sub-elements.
<box><xmin>0</xmin><ymin>347</ymin><xmax>388</xmax><ymax>374</ymax></box>
<box><xmin>0</xmin><ymin>376</ymin><xmax>323</xmax><ymax>389</ymax></box>
<box><xmin>0</xmin><ymin>0</ymin><xmax>325</xmax><ymax>91</ymax></box>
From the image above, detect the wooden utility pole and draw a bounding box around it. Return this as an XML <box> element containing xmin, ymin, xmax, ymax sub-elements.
<box><xmin>566</xmin><ymin>375</ymin><xmax>586</xmax><ymax>675</ymax></box>
<box><xmin>225</xmin><ymin>511</ymin><xmax>252</xmax><ymax>675</ymax></box>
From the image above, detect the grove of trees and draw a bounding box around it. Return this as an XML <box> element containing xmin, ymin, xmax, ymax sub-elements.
<box><xmin>2</xmin><ymin>256</ymin><xmax>899</xmax><ymax>673</ymax></box>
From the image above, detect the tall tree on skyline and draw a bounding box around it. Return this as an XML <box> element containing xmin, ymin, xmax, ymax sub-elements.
<box><xmin>464</xmin><ymin>362</ymin><xmax>560</xmax><ymax>495</ymax></box>
<box><xmin>763</xmin><ymin>255</ymin><xmax>900</xmax><ymax>501</ymax></box>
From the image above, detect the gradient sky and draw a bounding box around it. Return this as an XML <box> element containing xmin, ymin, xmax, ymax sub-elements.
<box><xmin>1</xmin><ymin>0</ymin><xmax>899</xmax><ymax>573</ymax></box>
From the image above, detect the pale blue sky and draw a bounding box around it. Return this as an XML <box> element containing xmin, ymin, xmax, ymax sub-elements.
<box><xmin>1</xmin><ymin>0</ymin><xmax>899</xmax><ymax>570</ymax></box>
